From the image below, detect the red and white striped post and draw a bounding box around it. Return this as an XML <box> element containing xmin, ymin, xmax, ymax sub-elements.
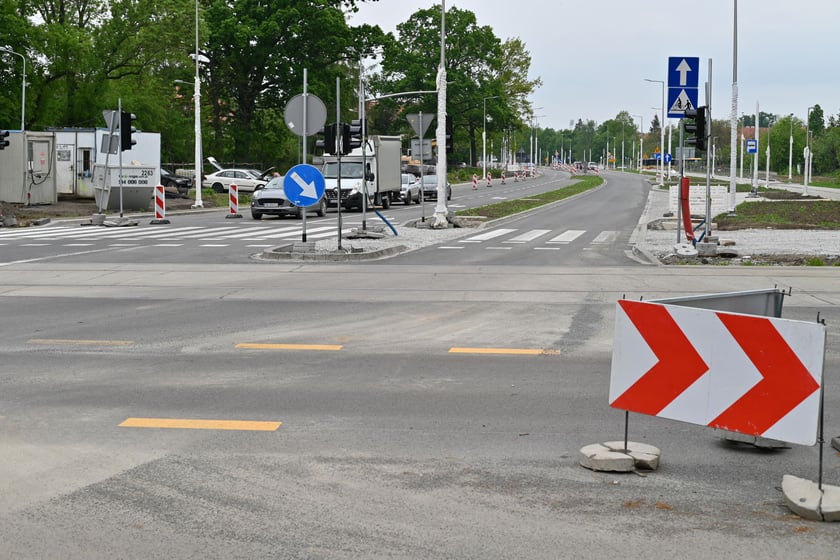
<box><xmin>150</xmin><ymin>184</ymin><xmax>170</xmax><ymax>224</ymax></box>
<box><xmin>486</xmin><ymin>172</ymin><xmax>492</xmax><ymax>187</ymax></box>
<box><xmin>226</xmin><ymin>183</ymin><xmax>242</xmax><ymax>219</ymax></box>
<box><xmin>472</xmin><ymin>174</ymin><xmax>478</xmax><ymax>190</ymax></box>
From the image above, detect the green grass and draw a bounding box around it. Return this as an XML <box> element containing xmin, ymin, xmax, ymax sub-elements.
<box><xmin>455</xmin><ymin>176</ymin><xmax>603</xmax><ymax>220</ymax></box>
<box><xmin>715</xmin><ymin>200</ymin><xmax>840</xmax><ymax>230</ymax></box>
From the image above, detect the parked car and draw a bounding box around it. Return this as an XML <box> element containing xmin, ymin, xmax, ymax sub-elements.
<box><xmin>250</xmin><ymin>175</ymin><xmax>327</xmax><ymax>220</ymax></box>
<box><xmin>400</xmin><ymin>173</ymin><xmax>421</xmax><ymax>205</ymax></box>
<box><xmin>160</xmin><ymin>168</ymin><xmax>192</xmax><ymax>195</ymax></box>
<box><xmin>202</xmin><ymin>168</ymin><xmax>266</xmax><ymax>193</ymax></box>
<box><xmin>419</xmin><ymin>174</ymin><xmax>451</xmax><ymax>201</ymax></box>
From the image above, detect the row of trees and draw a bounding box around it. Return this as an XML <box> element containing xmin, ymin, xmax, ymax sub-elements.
<box><xmin>528</xmin><ymin>104</ymin><xmax>840</xmax><ymax>179</ymax></box>
<box><xmin>0</xmin><ymin>0</ymin><xmax>540</xmax><ymax>172</ymax></box>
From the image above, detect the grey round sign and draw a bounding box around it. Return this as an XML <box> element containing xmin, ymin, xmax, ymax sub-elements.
<box><xmin>284</xmin><ymin>94</ymin><xmax>327</xmax><ymax>137</ymax></box>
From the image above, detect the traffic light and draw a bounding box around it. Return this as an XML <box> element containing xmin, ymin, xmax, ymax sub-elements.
<box><xmin>345</xmin><ymin>118</ymin><xmax>365</xmax><ymax>153</ymax></box>
<box><xmin>684</xmin><ymin>106</ymin><xmax>707</xmax><ymax>152</ymax></box>
<box><xmin>0</xmin><ymin>130</ymin><xmax>9</xmax><ymax>150</ymax></box>
<box><xmin>120</xmin><ymin>110</ymin><xmax>137</xmax><ymax>151</ymax></box>
<box><xmin>445</xmin><ymin>115</ymin><xmax>453</xmax><ymax>154</ymax></box>
<box><xmin>316</xmin><ymin>123</ymin><xmax>338</xmax><ymax>154</ymax></box>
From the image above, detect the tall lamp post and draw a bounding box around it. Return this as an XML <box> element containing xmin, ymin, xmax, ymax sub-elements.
<box><xmin>787</xmin><ymin>112</ymin><xmax>794</xmax><ymax>182</ymax></box>
<box><xmin>189</xmin><ymin>0</ymin><xmax>208</xmax><ymax>209</ymax></box>
<box><xmin>805</xmin><ymin>105</ymin><xmax>814</xmax><ymax>192</ymax></box>
<box><xmin>644</xmin><ymin>78</ymin><xmax>665</xmax><ymax>185</ymax></box>
<box><xmin>0</xmin><ymin>48</ymin><xmax>26</xmax><ymax>131</ymax></box>
<box><xmin>482</xmin><ymin>95</ymin><xmax>499</xmax><ymax>179</ymax></box>
<box><xmin>633</xmin><ymin>114</ymin><xmax>643</xmax><ymax>170</ymax></box>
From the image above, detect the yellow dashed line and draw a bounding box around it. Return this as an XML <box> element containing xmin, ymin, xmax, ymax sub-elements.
<box><xmin>28</xmin><ymin>338</ymin><xmax>134</xmax><ymax>346</ymax></box>
<box><xmin>119</xmin><ymin>418</ymin><xmax>282</xmax><ymax>431</ymax></box>
<box><xmin>449</xmin><ymin>347</ymin><xmax>559</xmax><ymax>356</ymax></box>
<box><xmin>235</xmin><ymin>343</ymin><xmax>343</xmax><ymax>351</ymax></box>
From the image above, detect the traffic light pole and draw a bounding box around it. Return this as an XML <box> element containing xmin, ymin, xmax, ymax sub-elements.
<box><xmin>118</xmin><ymin>98</ymin><xmax>125</xmax><ymax>217</ymax></box>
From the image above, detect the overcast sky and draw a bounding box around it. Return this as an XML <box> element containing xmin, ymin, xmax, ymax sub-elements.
<box><xmin>350</xmin><ymin>0</ymin><xmax>839</xmax><ymax>132</ymax></box>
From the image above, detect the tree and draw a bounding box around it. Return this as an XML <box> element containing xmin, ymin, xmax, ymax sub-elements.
<box><xmin>202</xmin><ymin>0</ymin><xmax>385</xmax><ymax>163</ymax></box>
<box><xmin>372</xmin><ymin>5</ymin><xmax>538</xmax><ymax>165</ymax></box>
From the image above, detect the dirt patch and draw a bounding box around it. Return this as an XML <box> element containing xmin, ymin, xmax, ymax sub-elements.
<box><xmin>1</xmin><ymin>192</ymin><xmax>214</xmax><ymax>227</ymax></box>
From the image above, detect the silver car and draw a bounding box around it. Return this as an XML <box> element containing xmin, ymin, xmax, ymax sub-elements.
<box><xmin>419</xmin><ymin>174</ymin><xmax>451</xmax><ymax>201</ymax></box>
<box><xmin>400</xmin><ymin>173</ymin><xmax>421</xmax><ymax>205</ymax></box>
<box><xmin>250</xmin><ymin>176</ymin><xmax>327</xmax><ymax>219</ymax></box>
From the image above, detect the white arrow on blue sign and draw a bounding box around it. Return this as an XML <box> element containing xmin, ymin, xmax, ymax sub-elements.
<box><xmin>283</xmin><ymin>163</ymin><xmax>326</xmax><ymax>207</ymax></box>
<box><xmin>667</xmin><ymin>56</ymin><xmax>700</xmax><ymax>119</ymax></box>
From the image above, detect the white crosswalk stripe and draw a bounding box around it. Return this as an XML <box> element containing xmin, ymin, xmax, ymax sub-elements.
<box><xmin>460</xmin><ymin>228</ymin><xmax>517</xmax><ymax>243</ymax></box>
<box><xmin>547</xmin><ymin>230</ymin><xmax>585</xmax><ymax>244</ymax></box>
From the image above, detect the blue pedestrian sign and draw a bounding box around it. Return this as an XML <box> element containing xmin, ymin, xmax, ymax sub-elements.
<box><xmin>746</xmin><ymin>139</ymin><xmax>758</xmax><ymax>154</ymax></box>
<box><xmin>283</xmin><ymin>163</ymin><xmax>325</xmax><ymax>207</ymax></box>
<box><xmin>667</xmin><ymin>56</ymin><xmax>700</xmax><ymax>119</ymax></box>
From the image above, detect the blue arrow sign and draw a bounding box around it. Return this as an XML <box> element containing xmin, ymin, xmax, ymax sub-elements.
<box><xmin>667</xmin><ymin>56</ymin><xmax>700</xmax><ymax>119</ymax></box>
<box><xmin>283</xmin><ymin>163</ymin><xmax>325</xmax><ymax>207</ymax></box>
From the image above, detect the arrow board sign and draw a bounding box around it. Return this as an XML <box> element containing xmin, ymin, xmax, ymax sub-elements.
<box><xmin>609</xmin><ymin>300</ymin><xmax>825</xmax><ymax>445</ymax></box>
<box><xmin>283</xmin><ymin>163</ymin><xmax>325</xmax><ymax>207</ymax></box>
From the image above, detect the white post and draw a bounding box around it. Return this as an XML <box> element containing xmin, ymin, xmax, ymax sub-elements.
<box><xmin>728</xmin><ymin>0</ymin><xmax>739</xmax><ymax>212</ymax></box>
<box><xmin>432</xmin><ymin>0</ymin><xmax>448</xmax><ymax>227</ymax></box>
<box><xmin>788</xmin><ymin>114</ymin><xmax>793</xmax><ymax>182</ymax></box>
<box><xmin>191</xmin><ymin>0</ymin><xmax>204</xmax><ymax>209</ymax></box>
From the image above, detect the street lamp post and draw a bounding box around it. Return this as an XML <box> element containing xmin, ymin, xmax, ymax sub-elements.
<box><xmin>633</xmin><ymin>114</ymin><xmax>643</xmax><ymax>170</ymax></box>
<box><xmin>482</xmin><ymin>95</ymin><xmax>499</xmax><ymax>180</ymax></box>
<box><xmin>788</xmin><ymin>113</ymin><xmax>794</xmax><ymax>182</ymax></box>
<box><xmin>189</xmin><ymin>0</ymin><xmax>208</xmax><ymax>209</ymax></box>
<box><xmin>644</xmin><ymin>78</ymin><xmax>665</xmax><ymax>185</ymax></box>
<box><xmin>805</xmin><ymin>106</ymin><xmax>814</xmax><ymax>192</ymax></box>
<box><xmin>0</xmin><ymin>48</ymin><xmax>26</xmax><ymax>131</ymax></box>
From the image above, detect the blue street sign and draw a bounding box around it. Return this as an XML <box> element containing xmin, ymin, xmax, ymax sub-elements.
<box><xmin>653</xmin><ymin>153</ymin><xmax>673</xmax><ymax>163</ymax></box>
<box><xmin>746</xmin><ymin>139</ymin><xmax>758</xmax><ymax>154</ymax></box>
<box><xmin>283</xmin><ymin>163</ymin><xmax>325</xmax><ymax>207</ymax></box>
<box><xmin>667</xmin><ymin>56</ymin><xmax>700</xmax><ymax>119</ymax></box>
<box><xmin>664</xmin><ymin>153</ymin><xmax>672</xmax><ymax>164</ymax></box>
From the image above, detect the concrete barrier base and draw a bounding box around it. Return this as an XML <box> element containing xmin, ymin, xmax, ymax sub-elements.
<box><xmin>782</xmin><ymin>474</ymin><xmax>840</xmax><ymax>522</ymax></box>
<box><xmin>579</xmin><ymin>441</ymin><xmax>661</xmax><ymax>473</ymax></box>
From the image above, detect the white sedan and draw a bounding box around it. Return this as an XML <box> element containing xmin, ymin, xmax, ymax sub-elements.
<box><xmin>202</xmin><ymin>169</ymin><xmax>266</xmax><ymax>193</ymax></box>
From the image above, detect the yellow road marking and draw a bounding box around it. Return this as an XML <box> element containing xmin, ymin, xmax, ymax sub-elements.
<box><xmin>449</xmin><ymin>347</ymin><xmax>560</xmax><ymax>356</ymax></box>
<box><xmin>28</xmin><ymin>338</ymin><xmax>134</xmax><ymax>346</ymax></box>
<box><xmin>119</xmin><ymin>418</ymin><xmax>282</xmax><ymax>431</ymax></box>
<box><xmin>235</xmin><ymin>343</ymin><xmax>343</xmax><ymax>351</ymax></box>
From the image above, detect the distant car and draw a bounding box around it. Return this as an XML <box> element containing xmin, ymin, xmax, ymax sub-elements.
<box><xmin>202</xmin><ymin>168</ymin><xmax>266</xmax><ymax>193</ymax></box>
<box><xmin>160</xmin><ymin>168</ymin><xmax>191</xmax><ymax>195</ymax></box>
<box><xmin>588</xmin><ymin>162</ymin><xmax>598</xmax><ymax>171</ymax></box>
<box><xmin>400</xmin><ymin>173</ymin><xmax>421</xmax><ymax>205</ymax></box>
<box><xmin>419</xmin><ymin>174</ymin><xmax>451</xmax><ymax>201</ymax></box>
<box><xmin>250</xmin><ymin>175</ymin><xmax>327</xmax><ymax>220</ymax></box>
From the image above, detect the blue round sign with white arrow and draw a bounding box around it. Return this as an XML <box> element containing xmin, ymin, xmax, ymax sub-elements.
<box><xmin>283</xmin><ymin>163</ymin><xmax>325</xmax><ymax>207</ymax></box>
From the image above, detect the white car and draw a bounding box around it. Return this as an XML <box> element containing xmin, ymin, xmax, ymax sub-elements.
<box><xmin>400</xmin><ymin>173</ymin><xmax>421</xmax><ymax>205</ymax></box>
<box><xmin>202</xmin><ymin>169</ymin><xmax>266</xmax><ymax>193</ymax></box>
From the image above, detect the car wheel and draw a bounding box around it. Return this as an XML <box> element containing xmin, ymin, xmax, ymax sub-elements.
<box><xmin>251</xmin><ymin>210</ymin><xmax>262</xmax><ymax>220</ymax></box>
<box><xmin>295</xmin><ymin>206</ymin><xmax>303</xmax><ymax>219</ymax></box>
<box><xmin>212</xmin><ymin>182</ymin><xmax>225</xmax><ymax>193</ymax></box>
<box><xmin>382</xmin><ymin>195</ymin><xmax>391</xmax><ymax>209</ymax></box>
<box><xmin>317</xmin><ymin>199</ymin><xmax>327</xmax><ymax>217</ymax></box>
<box><xmin>404</xmin><ymin>195</ymin><xmax>411</xmax><ymax>206</ymax></box>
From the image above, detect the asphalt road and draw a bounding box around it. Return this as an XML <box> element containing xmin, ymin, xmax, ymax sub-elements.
<box><xmin>0</xmin><ymin>172</ymin><xmax>839</xmax><ymax>558</ymax></box>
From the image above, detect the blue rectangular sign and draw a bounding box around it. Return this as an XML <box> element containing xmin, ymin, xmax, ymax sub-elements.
<box><xmin>667</xmin><ymin>56</ymin><xmax>700</xmax><ymax>119</ymax></box>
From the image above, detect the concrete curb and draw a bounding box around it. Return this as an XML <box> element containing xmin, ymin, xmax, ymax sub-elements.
<box><xmin>255</xmin><ymin>243</ymin><xmax>409</xmax><ymax>262</ymax></box>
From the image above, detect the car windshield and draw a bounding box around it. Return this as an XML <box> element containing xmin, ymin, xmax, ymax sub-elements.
<box><xmin>422</xmin><ymin>175</ymin><xmax>438</xmax><ymax>185</ymax></box>
<box><xmin>322</xmin><ymin>162</ymin><xmax>364</xmax><ymax>179</ymax></box>
<box><xmin>263</xmin><ymin>177</ymin><xmax>285</xmax><ymax>191</ymax></box>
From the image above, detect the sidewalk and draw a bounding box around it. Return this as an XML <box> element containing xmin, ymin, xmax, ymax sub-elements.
<box><xmin>636</xmin><ymin>178</ymin><xmax>840</xmax><ymax>261</ymax></box>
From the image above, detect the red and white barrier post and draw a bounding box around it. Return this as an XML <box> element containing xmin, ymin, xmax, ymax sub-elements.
<box><xmin>501</xmin><ymin>172</ymin><xmax>506</xmax><ymax>185</ymax></box>
<box><xmin>226</xmin><ymin>183</ymin><xmax>242</xmax><ymax>219</ymax></box>
<box><xmin>486</xmin><ymin>172</ymin><xmax>492</xmax><ymax>187</ymax></box>
<box><xmin>472</xmin><ymin>174</ymin><xmax>478</xmax><ymax>190</ymax></box>
<box><xmin>150</xmin><ymin>184</ymin><xmax>170</xmax><ymax>224</ymax></box>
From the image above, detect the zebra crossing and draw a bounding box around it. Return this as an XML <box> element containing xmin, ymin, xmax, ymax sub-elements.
<box><xmin>0</xmin><ymin>221</ymin><xmax>353</xmax><ymax>248</ymax></box>
<box><xmin>0</xmin><ymin>220</ymin><xmax>626</xmax><ymax>253</ymax></box>
<box><xmin>439</xmin><ymin>228</ymin><xmax>623</xmax><ymax>251</ymax></box>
